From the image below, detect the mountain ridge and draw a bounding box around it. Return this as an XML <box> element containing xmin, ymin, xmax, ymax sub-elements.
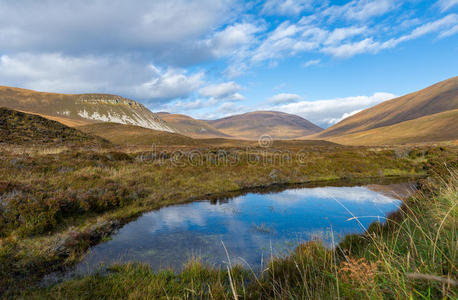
<box><xmin>307</xmin><ymin>76</ymin><xmax>458</xmax><ymax>145</ymax></box>
<box><xmin>315</xmin><ymin>76</ymin><xmax>458</xmax><ymax>139</ymax></box>
<box><xmin>207</xmin><ymin>110</ymin><xmax>323</xmax><ymax>140</ymax></box>
<box><xmin>157</xmin><ymin>112</ymin><xmax>230</xmax><ymax>139</ymax></box>
<box><xmin>0</xmin><ymin>86</ymin><xmax>174</xmax><ymax>132</ymax></box>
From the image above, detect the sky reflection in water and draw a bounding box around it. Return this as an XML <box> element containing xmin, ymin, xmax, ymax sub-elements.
<box><xmin>75</xmin><ymin>186</ymin><xmax>401</xmax><ymax>274</ymax></box>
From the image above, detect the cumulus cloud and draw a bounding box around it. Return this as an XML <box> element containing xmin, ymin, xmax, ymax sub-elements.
<box><xmin>0</xmin><ymin>53</ymin><xmax>204</xmax><ymax>103</ymax></box>
<box><xmin>207</xmin><ymin>23</ymin><xmax>262</xmax><ymax>57</ymax></box>
<box><xmin>140</xmin><ymin>66</ymin><xmax>204</xmax><ymax>102</ymax></box>
<box><xmin>267</xmin><ymin>93</ymin><xmax>302</xmax><ymax>104</ymax></box>
<box><xmin>0</xmin><ymin>0</ymin><xmax>235</xmax><ymax>66</ymax></box>
<box><xmin>199</xmin><ymin>82</ymin><xmax>244</xmax><ymax>101</ymax></box>
<box><xmin>326</xmin><ymin>109</ymin><xmax>363</xmax><ymax>125</ymax></box>
<box><xmin>0</xmin><ymin>0</ymin><xmax>456</xmax><ymax>114</ymax></box>
<box><xmin>269</xmin><ymin>92</ymin><xmax>396</xmax><ymax>128</ymax></box>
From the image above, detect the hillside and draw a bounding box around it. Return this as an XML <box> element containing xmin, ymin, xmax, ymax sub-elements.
<box><xmin>207</xmin><ymin>111</ymin><xmax>323</xmax><ymax>140</ymax></box>
<box><xmin>77</xmin><ymin>123</ymin><xmax>198</xmax><ymax>146</ymax></box>
<box><xmin>323</xmin><ymin>109</ymin><xmax>458</xmax><ymax>145</ymax></box>
<box><xmin>0</xmin><ymin>107</ymin><xmax>107</xmax><ymax>146</ymax></box>
<box><xmin>0</xmin><ymin>86</ymin><xmax>174</xmax><ymax>132</ymax></box>
<box><xmin>316</xmin><ymin>77</ymin><xmax>458</xmax><ymax>139</ymax></box>
<box><xmin>157</xmin><ymin>113</ymin><xmax>230</xmax><ymax>138</ymax></box>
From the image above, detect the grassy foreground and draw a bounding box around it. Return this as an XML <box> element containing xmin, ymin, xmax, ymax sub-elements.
<box><xmin>0</xmin><ymin>142</ymin><xmax>456</xmax><ymax>298</ymax></box>
<box><xmin>20</xmin><ymin>159</ymin><xmax>457</xmax><ymax>299</ymax></box>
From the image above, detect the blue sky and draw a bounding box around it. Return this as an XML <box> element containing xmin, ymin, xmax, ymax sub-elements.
<box><xmin>0</xmin><ymin>0</ymin><xmax>457</xmax><ymax>127</ymax></box>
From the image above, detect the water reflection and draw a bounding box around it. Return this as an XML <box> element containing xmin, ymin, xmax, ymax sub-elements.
<box><xmin>73</xmin><ymin>185</ymin><xmax>401</xmax><ymax>275</ymax></box>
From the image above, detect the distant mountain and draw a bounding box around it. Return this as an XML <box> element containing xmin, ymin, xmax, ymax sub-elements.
<box><xmin>307</xmin><ymin>77</ymin><xmax>458</xmax><ymax>145</ymax></box>
<box><xmin>207</xmin><ymin>111</ymin><xmax>323</xmax><ymax>140</ymax></box>
<box><xmin>0</xmin><ymin>107</ymin><xmax>107</xmax><ymax>146</ymax></box>
<box><xmin>157</xmin><ymin>112</ymin><xmax>230</xmax><ymax>138</ymax></box>
<box><xmin>0</xmin><ymin>86</ymin><xmax>174</xmax><ymax>132</ymax></box>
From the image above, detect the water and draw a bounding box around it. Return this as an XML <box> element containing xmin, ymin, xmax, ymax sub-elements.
<box><xmin>69</xmin><ymin>183</ymin><xmax>405</xmax><ymax>276</ymax></box>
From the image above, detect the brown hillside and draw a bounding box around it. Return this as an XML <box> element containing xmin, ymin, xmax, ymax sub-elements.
<box><xmin>322</xmin><ymin>109</ymin><xmax>458</xmax><ymax>145</ymax></box>
<box><xmin>157</xmin><ymin>113</ymin><xmax>230</xmax><ymax>138</ymax></box>
<box><xmin>77</xmin><ymin>123</ymin><xmax>198</xmax><ymax>146</ymax></box>
<box><xmin>0</xmin><ymin>86</ymin><xmax>173</xmax><ymax>132</ymax></box>
<box><xmin>316</xmin><ymin>76</ymin><xmax>458</xmax><ymax>138</ymax></box>
<box><xmin>0</xmin><ymin>107</ymin><xmax>107</xmax><ymax>146</ymax></box>
<box><xmin>207</xmin><ymin>111</ymin><xmax>323</xmax><ymax>140</ymax></box>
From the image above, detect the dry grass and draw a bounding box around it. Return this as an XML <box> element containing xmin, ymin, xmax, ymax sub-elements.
<box><xmin>323</xmin><ymin>109</ymin><xmax>458</xmax><ymax>146</ymax></box>
<box><xmin>0</xmin><ymin>141</ymin><xmax>455</xmax><ymax>298</ymax></box>
<box><xmin>21</xmin><ymin>166</ymin><xmax>456</xmax><ymax>299</ymax></box>
<box><xmin>315</xmin><ymin>76</ymin><xmax>458</xmax><ymax>138</ymax></box>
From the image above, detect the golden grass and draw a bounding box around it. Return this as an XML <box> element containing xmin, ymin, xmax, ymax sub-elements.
<box><xmin>315</xmin><ymin>76</ymin><xmax>458</xmax><ymax>138</ymax></box>
<box><xmin>322</xmin><ymin>109</ymin><xmax>458</xmax><ymax>146</ymax></box>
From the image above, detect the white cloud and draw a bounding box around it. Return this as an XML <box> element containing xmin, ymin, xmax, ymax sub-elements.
<box><xmin>199</xmin><ymin>81</ymin><xmax>244</xmax><ymax>100</ymax></box>
<box><xmin>267</xmin><ymin>93</ymin><xmax>302</xmax><ymax>104</ymax></box>
<box><xmin>246</xmin><ymin>4</ymin><xmax>458</xmax><ymax>64</ymax></box>
<box><xmin>345</xmin><ymin>0</ymin><xmax>396</xmax><ymax>21</ymax></box>
<box><xmin>269</xmin><ymin>92</ymin><xmax>396</xmax><ymax>128</ymax></box>
<box><xmin>161</xmin><ymin>98</ymin><xmax>218</xmax><ymax>111</ymax></box>
<box><xmin>251</xmin><ymin>22</ymin><xmax>321</xmax><ymax>62</ymax></box>
<box><xmin>437</xmin><ymin>0</ymin><xmax>458</xmax><ymax>12</ymax></box>
<box><xmin>302</xmin><ymin>59</ymin><xmax>321</xmax><ymax>68</ymax></box>
<box><xmin>268</xmin><ymin>186</ymin><xmax>400</xmax><ymax>205</ymax></box>
<box><xmin>0</xmin><ymin>0</ymin><xmax>236</xmax><ymax>66</ymax></box>
<box><xmin>0</xmin><ymin>0</ymin><xmax>456</xmax><ymax>113</ymax></box>
<box><xmin>380</xmin><ymin>14</ymin><xmax>458</xmax><ymax>49</ymax></box>
<box><xmin>261</xmin><ymin>0</ymin><xmax>318</xmax><ymax>16</ymax></box>
<box><xmin>322</xmin><ymin>38</ymin><xmax>381</xmax><ymax>58</ymax></box>
<box><xmin>324</xmin><ymin>26</ymin><xmax>368</xmax><ymax>45</ymax></box>
<box><xmin>323</xmin><ymin>0</ymin><xmax>397</xmax><ymax>21</ymax></box>
<box><xmin>438</xmin><ymin>24</ymin><xmax>458</xmax><ymax>38</ymax></box>
<box><xmin>406</xmin><ymin>13</ymin><xmax>458</xmax><ymax>40</ymax></box>
<box><xmin>0</xmin><ymin>53</ymin><xmax>204</xmax><ymax>103</ymax></box>
<box><xmin>326</xmin><ymin>109</ymin><xmax>363</xmax><ymax>125</ymax></box>
<box><xmin>208</xmin><ymin>23</ymin><xmax>262</xmax><ymax>57</ymax></box>
<box><xmin>140</xmin><ymin>67</ymin><xmax>204</xmax><ymax>101</ymax></box>
<box><xmin>321</xmin><ymin>14</ymin><xmax>458</xmax><ymax>58</ymax></box>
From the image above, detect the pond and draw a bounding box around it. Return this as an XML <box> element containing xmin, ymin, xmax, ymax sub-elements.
<box><xmin>66</xmin><ymin>182</ymin><xmax>411</xmax><ymax>277</ymax></box>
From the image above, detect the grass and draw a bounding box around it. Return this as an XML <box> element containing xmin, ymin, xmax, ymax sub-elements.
<box><xmin>324</xmin><ymin>109</ymin><xmax>458</xmax><ymax>146</ymax></box>
<box><xmin>0</xmin><ymin>140</ymin><xmax>456</xmax><ymax>298</ymax></box>
<box><xmin>16</xmin><ymin>160</ymin><xmax>457</xmax><ymax>299</ymax></box>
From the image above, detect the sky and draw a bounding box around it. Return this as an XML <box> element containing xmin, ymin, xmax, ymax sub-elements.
<box><xmin>0</xmin><ymin>0</ymin><xmax>457</xmax><ymax>128</ymax></box>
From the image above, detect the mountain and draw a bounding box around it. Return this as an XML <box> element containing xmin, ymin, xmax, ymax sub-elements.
<box><xmin>322</xmin><ymin>109</ymin><xmax>458</xmax><ymax>145</ymax></box>
<box><xmin>0</xmin><ymin>86</ymin><xmax>174</xmax><ymax>132</ymax></box>
<box><xmin>207</xmin><ymin>111</ymin><xmax>323</xmax><ymax>140</ymax></box>
<box><xmin>315</xmin><ymin>77</ymin><xmax>458</xmax><ymax>143</ymax></box>
<box><xmin>0</xmin><ymin>107</ymin><xmax>107</xmax><ymax>146</ymax></box>
<box><xmin>157</xmin><ymin>112</ymin><xmax>230</xmax><ymax>138</ymax></box>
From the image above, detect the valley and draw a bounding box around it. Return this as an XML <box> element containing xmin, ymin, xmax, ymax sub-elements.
<box><xmin>2</xmin><ymin>2</ymin><xmax>457</xmax><ymax>298</ymax></box>
<box><xmin>0</xmin><ymin>77</ymin><xmax>457</xmax><ymax>299</ymax></box>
